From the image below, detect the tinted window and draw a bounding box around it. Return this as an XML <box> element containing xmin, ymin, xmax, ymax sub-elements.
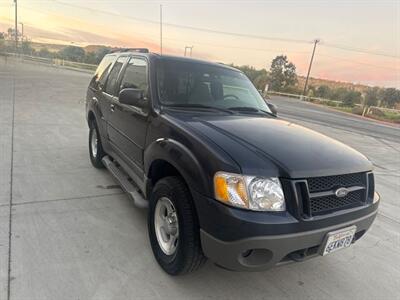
<box><xmin>90</xmin><ymin>55</ymin><xmax>115</xmax><ymax>89</ymax></box>
<box><xmin>119</xmin><ymin>57</ymin><xmax>148</xmax><ymax>96</ymax></box>
<box><xmin>105</xmin><ymin>56</ymin><xmax>127</xmax><ymax>95</ymax></box>
<box><xmin>157</xmin><ymin>60</ymin><xmax>270</xmax><ymax>112</ymax></box>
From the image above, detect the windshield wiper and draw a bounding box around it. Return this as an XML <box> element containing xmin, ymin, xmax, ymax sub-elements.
<box><xmin>163</xmin><ymin>104</ymin><xmax>234</xmax><ymax>114</ymax></box>
<box><xmin>228</xmin><ymin>106</ymin><xmax>274</xmax><ymax>116</ymax></box>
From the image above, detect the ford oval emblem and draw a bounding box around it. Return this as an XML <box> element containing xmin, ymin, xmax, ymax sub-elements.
<box><xmin>335</xmin><ymin>187</ymin><xmax>349</xmax><ymax>198</ymax></box>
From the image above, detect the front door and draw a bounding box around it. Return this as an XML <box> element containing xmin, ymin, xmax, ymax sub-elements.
<box><xmin>107</xmin><ymin>56</ymin><xmax>150</xmax><ymax>179</ymax></box>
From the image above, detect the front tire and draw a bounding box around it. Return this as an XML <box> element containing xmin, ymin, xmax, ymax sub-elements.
<box><xmin>89</xmin><ymin>120</ymin><xmax>106</xmax><ymax>168</ymax></box>
<box><xmin>148</xmin><ymin>176</ymin><xmax>206</xmax><ymax>275</ymax></box>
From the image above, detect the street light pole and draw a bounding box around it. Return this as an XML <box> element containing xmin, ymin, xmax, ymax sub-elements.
<box><xmin>302</xmin><ymin>39</ymin><xmax>320</xmax><ymax>98</ymax></box>
<box><xmin>19</xmin><ymin>22</ymin><xmax>24</xmax><ymax>41</ymax></box>
<box><xmin>14</xmin><ymin>0</ymin><xmax>18</xmax><ymax>52</ymax></box>
<box><xmin>160</xmin><ymin>4</ymin><xmax>163</xmax><ymax>55</ymax></box>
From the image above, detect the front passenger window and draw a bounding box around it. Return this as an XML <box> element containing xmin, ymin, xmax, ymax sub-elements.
<box><xmin>119</xmin><ymin>57</ymin><xmax>148</xmax><ymax>97</ymax></box>
<box><xmin>105</xmin><ymin>56</ymin><xmax>127</xmax><ymax>95</ymax></box>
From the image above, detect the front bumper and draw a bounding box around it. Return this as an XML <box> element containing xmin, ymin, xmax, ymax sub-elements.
<box><xmin>200</xmin><ymin>210</ymin><xmax>377</xmax><ymax>271</ymax></box>
<box><xmin>191</xmin><ymin>190</ymin><xmax>378</xmax><ymax>271</ymax></box>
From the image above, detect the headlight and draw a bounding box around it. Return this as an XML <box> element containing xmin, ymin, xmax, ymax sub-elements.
<box><xmin>214</xmin><ymin>172</ymin><xmax>285</xmax><ymax>211</ymax></box>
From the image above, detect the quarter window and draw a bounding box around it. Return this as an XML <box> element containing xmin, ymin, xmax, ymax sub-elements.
<box><xmin>91</xmin><ymin>54</ymin><xmax>115</xmax><ymax>89</ymax></box>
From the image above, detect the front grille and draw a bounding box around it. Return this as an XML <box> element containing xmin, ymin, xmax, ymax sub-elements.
<box><xmin>310</xmin><ymin>189</ymin><xmax>365</xmax><ymax>215</ymax></box>
<box><xmin>286</xmin><ymin>172</ymin><xmax>371</xmax><ymax>217</ymax></box>
<box><xmin>307</xmin><ymin>172</ymin><xmax>366</xmax><ymax>193</ymax></box>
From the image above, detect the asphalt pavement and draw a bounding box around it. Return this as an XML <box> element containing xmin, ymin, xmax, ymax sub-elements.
<box><xmin>270</xmin><ymin>95</ymin><xmax>400</xmax><ymax>142</ymax></box>
<box><xmin>0</xmin><ymin>58</ymin><xmax>399</xmax><ymax>300</ymax></box>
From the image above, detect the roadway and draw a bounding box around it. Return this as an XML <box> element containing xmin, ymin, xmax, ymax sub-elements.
<box><xmin>270</xmin><ymin>95</ymin><xmax>400</xmax><ymax>143</ymax></box>
<box><xmin>0</xmin><ymin>59</ymin><xmax>399</xmax><ymax>300</ymax></box>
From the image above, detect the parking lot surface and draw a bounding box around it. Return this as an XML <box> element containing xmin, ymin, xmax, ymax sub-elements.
<box><xmin>0</xmin><ymin>59</ymin><xmax>399</xmax><ymax>300</ymax></box>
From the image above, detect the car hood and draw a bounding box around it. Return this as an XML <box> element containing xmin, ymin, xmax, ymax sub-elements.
<box><xmin>179</xmin><ymin>113</ymin><xmax>372</xmax><ymax>178</ymax></box>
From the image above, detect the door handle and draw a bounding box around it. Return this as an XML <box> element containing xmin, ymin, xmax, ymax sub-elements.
<box><xmin>110</xmin><ymin>104</ymin><xmax>115</xmax><ymax>112</ymax></box>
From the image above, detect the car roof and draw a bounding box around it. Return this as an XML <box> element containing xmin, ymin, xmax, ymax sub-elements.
<box><xmin>106</xmin><ymin>51</ymin><xmax>241</xmax><ymax>73</ymax></box>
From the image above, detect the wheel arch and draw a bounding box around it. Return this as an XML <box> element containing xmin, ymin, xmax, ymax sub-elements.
<box><xmin>87</xmin><ymin>110</ymin><xmax>96</xmax><ymax>126</ymax></box>
<box><xmin>145</xmin><ymin>138</ymin><xmax>210</xmax><ymax>197</ymax></box>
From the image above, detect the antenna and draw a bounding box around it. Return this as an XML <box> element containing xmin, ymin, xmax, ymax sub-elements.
<box><xmin>160</xmin><ymin>4</ymin><xmax>163</xmax><ymax>55</ymax></box>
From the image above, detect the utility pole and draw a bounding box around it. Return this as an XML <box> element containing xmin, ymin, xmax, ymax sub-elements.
<box><xmin>184</xmin><ymin>46</ymin><xmax>193</xmax><ymax>57</ymax></box>
<box><xmin>302</xmin><ymin>38</ymin><xmax>320</xmax><ymax>98</ymax></box>
<box><xmin>19</xmin><ymin>22</ymin><xmax>24</xmax><ymax>41</ymax></box>
<box><xmin>14</xmin><ymin>0</ymin><xmax>18</xmax><ymax>52</ymax></box>
<box><xmin>160</xmin><ymin>4</ymin><xmax>163</xmax><ymax>55</ymax></box>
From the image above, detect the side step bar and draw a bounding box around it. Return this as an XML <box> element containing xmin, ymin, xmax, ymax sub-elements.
<box><xmin>102</xmin><ymin>156</ymin><xmax>148</xmax><ymax>208</ymax></box>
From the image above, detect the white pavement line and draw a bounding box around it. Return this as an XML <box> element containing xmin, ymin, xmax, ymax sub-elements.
<box><xmin>6</xmin><ymin>62</ymin><xmax>16</xmax><ymax>300</ymax></box>
<box><xmin>11</xmin><ymin>192</ymin><xmax>125</xmax><ymax>207</ymax></box>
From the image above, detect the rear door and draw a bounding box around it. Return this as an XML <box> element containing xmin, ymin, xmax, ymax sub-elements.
<box><xmin>107</xmin><ymin>56</ymin><xmax>150</xmax><ymax>178</ymax></box>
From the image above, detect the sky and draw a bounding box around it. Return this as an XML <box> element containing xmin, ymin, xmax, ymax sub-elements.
<box><xmin>0</xmin><ymin>0</ymin><xmax>399</xmax><ymax>87</ymax></box>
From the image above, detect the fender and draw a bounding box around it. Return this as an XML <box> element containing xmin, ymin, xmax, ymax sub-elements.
<box><xmin>87</xmin><ymin>95</ymin><xmax>108</xmax><ymax>140</ymax></box>
<box><xmin>144</xmin><ymin>138</ymin><xmax>210</xmax><ymax>196</ymax></box>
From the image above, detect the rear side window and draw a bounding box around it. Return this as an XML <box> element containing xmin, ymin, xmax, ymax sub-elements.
<box><xmin>105</xmin><ymin>56</ymin><xmax>127</xmax><ymax>95</ymax></box>
<box><xmin>119</xmin><ymin>57</ymin><xmax>148</xmax><ymax>96</ymax></box>
<box><xmin>91</xmin><ymin>55</ymin><xmax>115</xmax><ymax>89</ymax></box>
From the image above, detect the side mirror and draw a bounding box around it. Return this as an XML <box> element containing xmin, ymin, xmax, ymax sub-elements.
<box><xmin>119</xmin><ymin>88</ymin><xmax>147</xmax><ymax>108</ymax></box>
<box><xmin>267</xmin><ymin>102</ymin><xmax>278</xmax><ymax>116</ymax></box>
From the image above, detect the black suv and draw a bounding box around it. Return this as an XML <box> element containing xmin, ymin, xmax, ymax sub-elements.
<box><xmin>86</xmin><ymin>49</ymin><xmax>379</xmax><ymax>275</ymax></box>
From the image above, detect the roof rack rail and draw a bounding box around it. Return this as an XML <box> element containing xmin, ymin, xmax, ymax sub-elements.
<box><xmin>110</xmin><ymin>48</ymin><xmax>149</xmax><ymax>53</ymax></box>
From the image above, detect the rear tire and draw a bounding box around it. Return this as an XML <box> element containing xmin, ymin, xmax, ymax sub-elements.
<box><xmin>89</xmin><ymin>120</ymin><xmax>106</xmax><ymax>169</ymax></box>
<box><xmin>148</xmin><ymin>176</ymin><xmax>206</xmax><ymax>275</ymax></box>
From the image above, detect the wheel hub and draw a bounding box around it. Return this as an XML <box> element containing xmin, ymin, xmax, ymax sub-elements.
<box><xmin>154</xmin><ymin>197</ymin><xmax>179</xmax><ymax>255</ymax></box>
<box><xmin>91</xmin><ymin>129</ymin><xmax>98</xmax><ymax>158</ymax></box>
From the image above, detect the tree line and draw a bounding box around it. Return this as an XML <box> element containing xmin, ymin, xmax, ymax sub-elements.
<box><xmin>233</xmin><ymin>55</ymin><xmax>400</xmax><ymax>109</ymax></box>
<box><xmin>1</xmin><ymin>29</ymin><xmax>399</xmax><ymax>109</ymax></box>
<box><xmin>0</xmin><ymin>29</ymin><xmax>112</xmax><ymax>65</ymax></box>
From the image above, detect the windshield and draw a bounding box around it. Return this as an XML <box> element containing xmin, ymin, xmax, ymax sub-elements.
<box><xmin>157</xmin><ymin>60</ymin><xmax>271</xmax><ymax>113</ymax></box>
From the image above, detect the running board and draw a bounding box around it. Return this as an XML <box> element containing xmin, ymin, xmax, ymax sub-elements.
<box><xmin>102</xmin><ymin>156</ymin><xmax>148</xmax><ymax>208</ymax></box>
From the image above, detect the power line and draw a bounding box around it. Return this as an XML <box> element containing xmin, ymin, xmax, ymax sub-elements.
<box><xmin>318</xmin><ymin>54</ymin><xmax>400</xmax><ymax>71</ymax></box>
<box><xmin>322</xmin><ymin>43</ymin><xmax>399</xmax><ymax>59</ymax></box>
<box><xmin>164</xmin><ymin>37</ymin><xmax>310</xmax><ymax>54</ymax></box>
<box><xmin>15</xmin><ymin>0</ymin><xmax>399</xmax><ymax>59</ymax></box>
<box><xmin>166</xmin><ymin>37</ymin><xmax>399</xmax><ymax>71</ymax></box>
<box><xmin>49</xmin><ymin>0</ymin><xmax>312</xmax><ymax>45</ymax></box>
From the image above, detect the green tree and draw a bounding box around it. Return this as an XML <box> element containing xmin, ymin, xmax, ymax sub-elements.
<box><xmin>84</xmin><ymin>51</ymin><xmax>97</xmax><ymax>64</ymax></box>
<box><xmin>269</xmin><ymin>55</ymin><xmax>297</xmax><ymax>92</ymax></box>
<box><xmin>231</xmin><ymin>64</ymin><xmax>269</xmax><ymax>90</ymax></box>
<box><xmin>342</xmin><ymin>90</ymin><xmax>362</xmax><ymax>107</ymax></box>
<box><xmin>59</xmin><ymin>45</ymin><xmax>85</xmax><ymax>62</ymax></box>
<box><xmin>330</xmin><ymin>87</ymin><xmax>348</xmax><ymax>101</ymax></box>
<box><xmin>94</xmin><ymin>46</ymin><xmax>112</xmax><ymax>64</ymax></box>
<box><xmin>364</xmin><ymin>87</ymin><xmax>380</xmax><ymax>108</ymax></box>
<box><xmin>253</xmin><ymin>71</ymin><xmax>269</xmax><ymax>91</ymax></box>
<box><xmin>380</xmin><ymin>88</ymin><xmax>400</xmax><ymax>108</ymax></box>
<box><xmin>0</xmin><ymin>32</ymin><xmax>4</xmax><ymax>52</ymax></box>
<box><xmin>315</xmin><ymin>85</ymin><xmax>331</xmax><ymax>99</ymax></box>
<box><xmin>7</xmin><ymin>28</ymin><xmax>14</xmax><ymax>39</ymax></box>
<box><xmin>39</xmin><ymin>47</ymin><xmax>52</xmax><ymax>58</ymax></box>
<box><xmin>21</xmin><ymin>40</ymin><xmax>33</xmax><ymax>55</ymax></box>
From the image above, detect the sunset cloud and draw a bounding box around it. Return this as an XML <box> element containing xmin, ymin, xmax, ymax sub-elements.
<box><xmin>1</xmin><ymin>1</ymin><xmax>398</xmax><ymax>87</ymax></box>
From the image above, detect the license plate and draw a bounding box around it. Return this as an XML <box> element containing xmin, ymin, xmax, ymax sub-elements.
<box><xmin>322</xmin><ymin>226</ymin><xmax>356</xmax><ymax>256</ymax></box>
